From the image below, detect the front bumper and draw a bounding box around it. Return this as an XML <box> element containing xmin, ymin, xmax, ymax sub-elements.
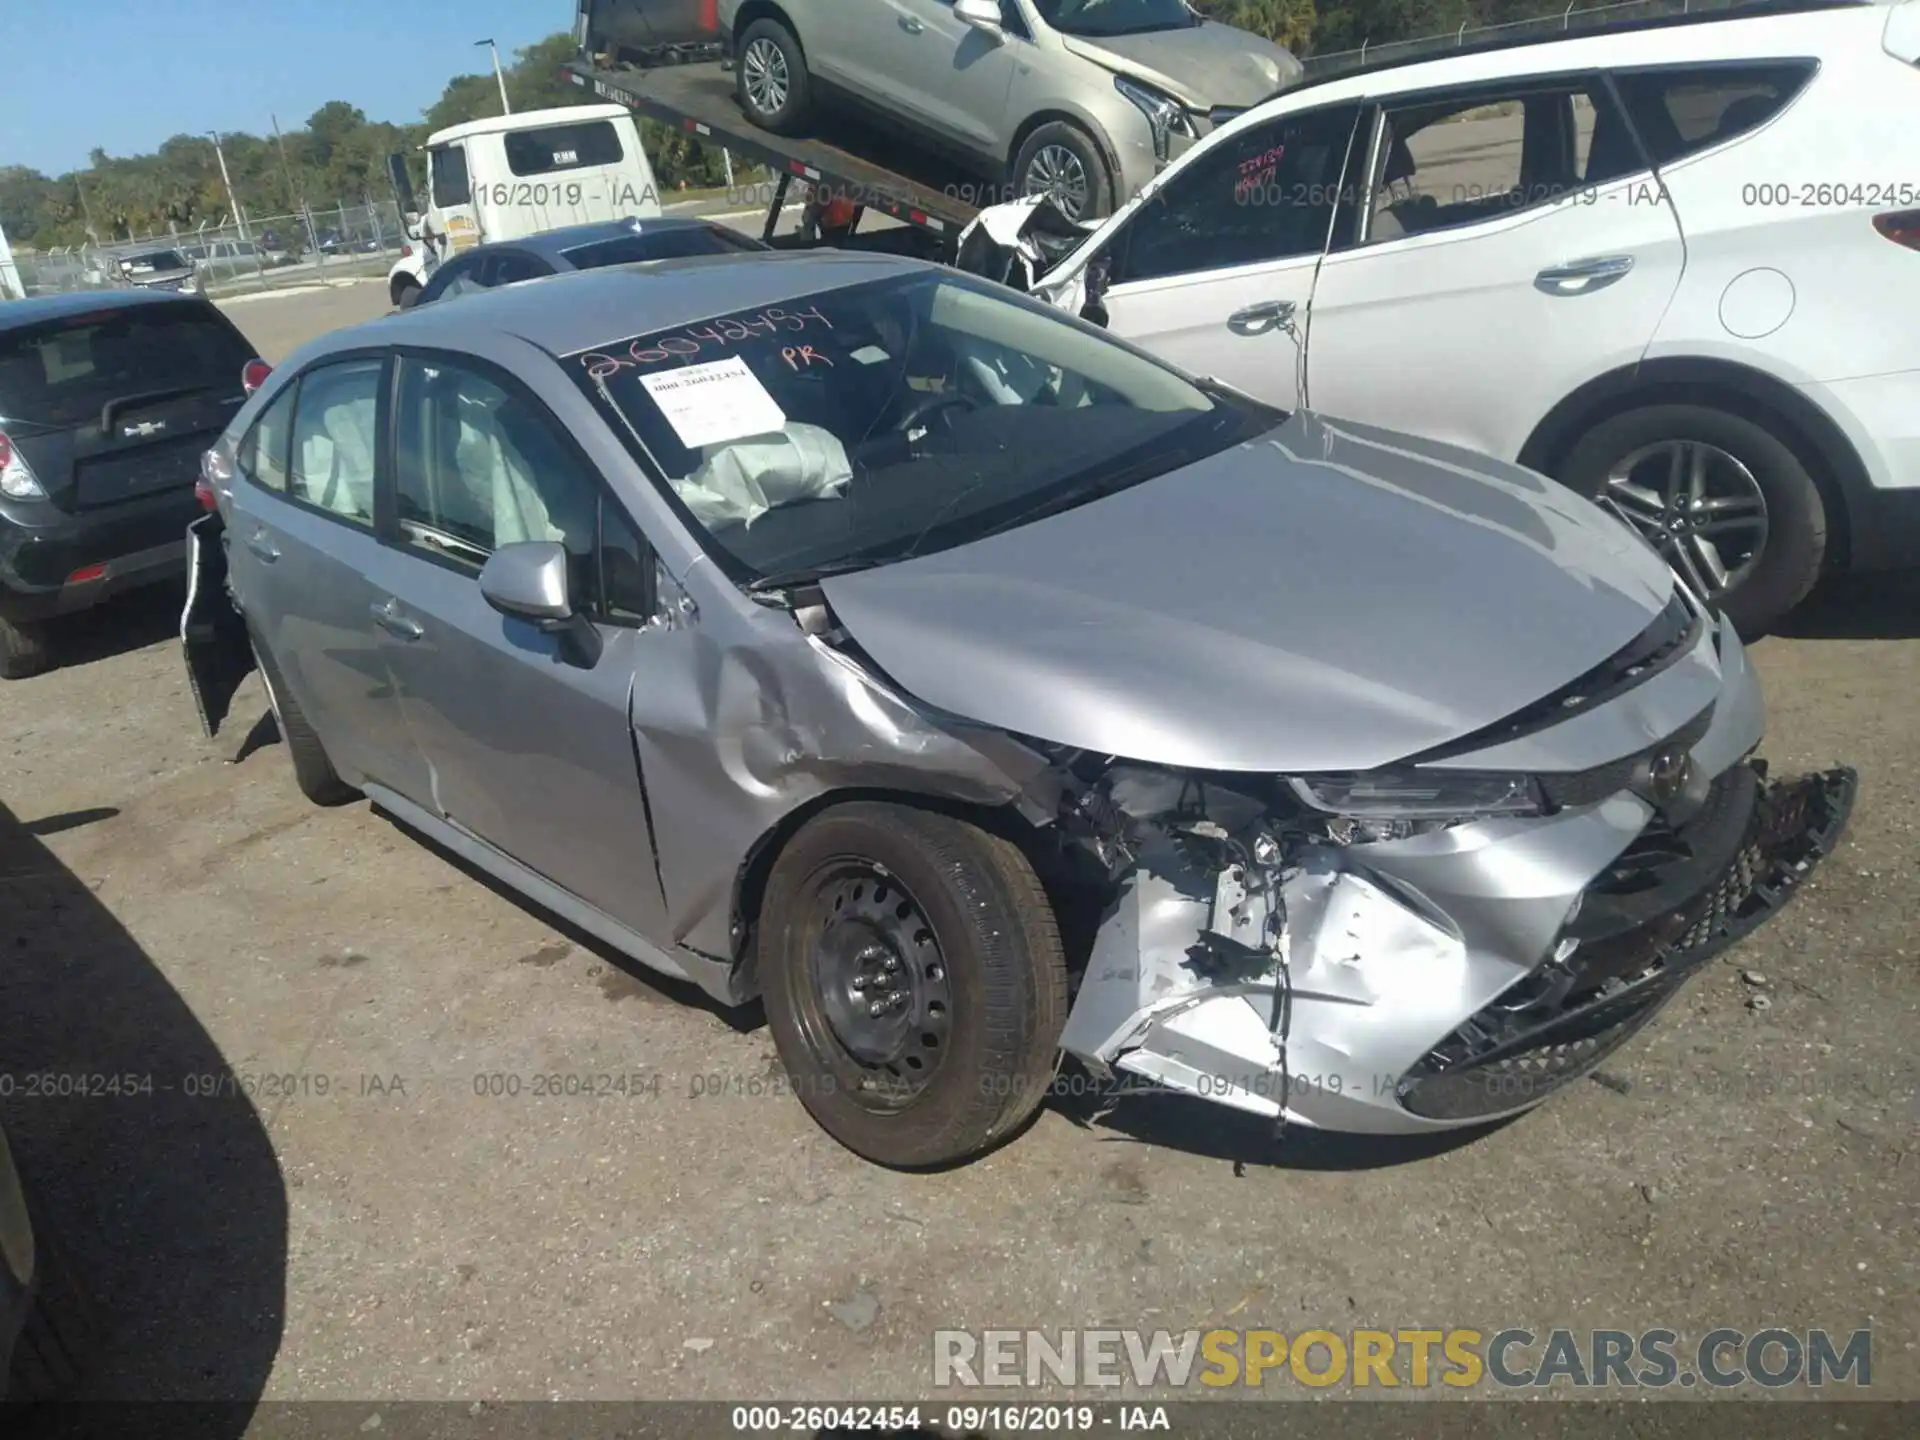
<box><xmin>1057</xmin><ymin>617</ymin><xmax>1858</xmax><ymax>1135</ymax></box>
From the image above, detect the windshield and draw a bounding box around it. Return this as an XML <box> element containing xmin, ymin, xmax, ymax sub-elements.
<box><xmin>120</xmin><ymin>251</ymin><xmax>188</xmax><ymax>273</ymax></box>
<box><xmin>1033</xmin><ymin>0</ymin><xmax>1199</xmax><ymax>37</ymax></box>
<box><xmin>569</xmin><ymin>271</ymin><xmax>1269</xmax><ymax>585</ymax></box>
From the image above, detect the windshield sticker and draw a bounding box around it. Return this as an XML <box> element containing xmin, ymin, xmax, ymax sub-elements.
<box><xmin>580</xmin><ymin>305</ymin><xmax>836</xmax><ymax>379</ymax></box>
<box><xmin>850</xmin><ymin>345</ymin><xmax>890</xmax><ymax>366</ymax></box>
<box><xmin>638</xmin><ymin>356</ymin><xmax>788</xmax><ymax>450</ymax></box>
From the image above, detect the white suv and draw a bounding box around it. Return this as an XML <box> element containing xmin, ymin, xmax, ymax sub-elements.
<box><xmin>988</xmin><ymin>0</ymin><xmax>1920</xmax><ymax>633</ymax></box>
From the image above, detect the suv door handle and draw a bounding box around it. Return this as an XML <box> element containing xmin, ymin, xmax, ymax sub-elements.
<box><xmin>369</xmin><ymin>597</ymin><xmax>424</xmax><ymax>641</ymax></box>
<box><xmin>244</xmin><ymin>528</ymin><xmax>280</xmax><ymax>563</ymax></box>
<box><xmin>1227</xmin><ymin>299</ymin><xmax>1297</xmax><ymax>335</ymax></box>
<box><xmin>900</xmin><ymin>15</ymin><xmax>924</xmax><ymax>32</ymax></box>
<box><xmin>1535</xmin><ymin>255</ymin><xmax>1635</xmax><ymax>295</ymax></box>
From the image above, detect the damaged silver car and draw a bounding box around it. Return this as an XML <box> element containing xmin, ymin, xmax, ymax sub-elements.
<box><xmin>182</xmin><ymin>252</ymin><xmax>1856</xmax><ymax>1168</ymax></box>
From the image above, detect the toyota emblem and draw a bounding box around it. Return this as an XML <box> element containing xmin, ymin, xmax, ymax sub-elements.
<box><xmin>1646</xmin><ymin>748</ymin><xmax>1692</xmax><ymax>803</ymax></box>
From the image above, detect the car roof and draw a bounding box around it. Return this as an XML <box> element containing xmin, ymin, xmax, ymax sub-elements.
<box><xmin>316</xmin><ymin>250</ymin><xmax>932</xmax><ymax>360</ymax></box>
<box><xmin>1275</xmin><ymin>0</ymin><xmax>1873</xmax><ymax>102</ymax></box>
<box><xmin>478</xmin><ymin>216</ymin><xmax>730</xmax><ymax>263</ymax></box>
<box><xmin>426</xmin><ymin>102</ymin><xmax>632</xmax><ymax>146</ymax></box>
<box><xmin>0</xmin><ymin>288</ymin><xmax>215</xmax><ymax>333</ymax></box>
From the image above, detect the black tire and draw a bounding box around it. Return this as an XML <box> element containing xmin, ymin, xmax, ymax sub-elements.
<box><xmin>252</xmin><ymin>634</ymin><xmax>358</xmax><ymax>807</ymax></box>
<box><xmin>5</xmin><ymin>1181</ymin><xmax>95</xmax><ymax>1404</ymax></box>
<box><xmin>734</xmin><ymin>19</ymin><xmax>811</xmax><ymax>134</ymax></box>
<box><xmin>1556</xmin><ymin>402</ymin><xmax>1828</xmax><ymax>638</ymax></box>
<box><xmin>0</xmin><ymin>613</ymin><xmax>52</xmax><ymax>681</ymax></box>
<box><xmin>759</xmin><ymin>803</ymin><xmax>1068</xmax><ymax>1169</ymax></box>
<box><xmin>1012</xmin><ymin>121</ymin><xmax>1116</xmax><ymax>222</ymax></box>
<box><xmin>391</xmin><ymin>277</ymin><xmax>421</xmax><ymax>310</ymax></box>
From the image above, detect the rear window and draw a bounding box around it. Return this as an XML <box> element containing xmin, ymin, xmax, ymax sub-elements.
<box><xmin>561</xmin><ymin>227</ymin><xmax>762</xmax><ymax>269</ymax></box>
<box><xmin>0</xmin><ymin>304</ymin><xmax>253</xmax><ymax>429</ymax></box>
<box><xmin>119</xmin><ymin>250</ymin><xmax>188</xmax><ymax>274</ymax></box>
<box><xmin>1610</xmin><ymin>62</ymin><xmax>1816</xmax><ymax>165</ymax></box>
<box><xmin>503</xmin><ymin>120</ymin><xmax>625</xmax><ymax>177</ymax></box>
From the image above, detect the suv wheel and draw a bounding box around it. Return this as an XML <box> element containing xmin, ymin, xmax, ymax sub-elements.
<box><xmin>736</xmin><ymin>19</ymin><xmax>810</xmax><ymax>134</ymax></box>
<box><xmin>1557</xmin><ymin>402</ymin><xmax>1829</xmax><ymax>638</ymax></box>
<box><xmin>758</xmin><ymin>802</ymin><xmax>1068</xmax><ymax>1169</ymax></box>
<box><xmin>391</xmin><ymin>277</ymin><xmax>422</xmax><ymax>310</ymax></box>
<box><xmin>1013</xmin><ymin>122</ymin><xmax>1114</xmax><ymax>222</ymax></box>
<box><xmin>0</xmin><ymin>614</ymin><xmax>53</xmax><ymax>681</ymax></box>
<box><xmin>253</xmin><ymin>634</ymin><xmax>359</xmax><ymax>807</ymax></box>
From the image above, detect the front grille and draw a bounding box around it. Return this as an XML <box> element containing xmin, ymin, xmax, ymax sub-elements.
<box><xmin>1396</xmin><ymin>765</ymin><xmax>1856</xmax><ymax>1123</ymax></box>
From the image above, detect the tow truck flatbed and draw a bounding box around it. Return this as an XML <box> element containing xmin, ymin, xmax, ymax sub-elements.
<box><xmin>563</xmin><ymin>58</ymin><xmax>985</xmax><ymax>259</ymax></box>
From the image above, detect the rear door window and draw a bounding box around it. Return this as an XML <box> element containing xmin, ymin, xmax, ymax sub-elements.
<box><xmin>0</xmin><ymin>303</ymin><xmax>252</xmax><ymax>429</ymax></box>
<box><xmin>238</xmin><ymin>384</ymin><xmax>297</xmax><ymax>493</ymax></box>
<box><xmin>502</xmin><ymin>120</ymin><xmax>625</xmax><ymax>177</ymax></box>
<box><xmin>1609</xmin><ymin>63</ymin><xmax>1815</xmax><ymax>166</ymax></box>
<box><xmin>288</xmin><ymin>358</ymin><xmax>383</xmax><ymax>526</ymax></box>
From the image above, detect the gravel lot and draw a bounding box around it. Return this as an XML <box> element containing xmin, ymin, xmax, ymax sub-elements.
<box><xmin>0</xmin><ymin>281</ymin><xmax>1914</xmax><ymax>1423</ymax></box>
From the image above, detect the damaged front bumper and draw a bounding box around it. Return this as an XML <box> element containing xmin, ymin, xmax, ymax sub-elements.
<box><xmin>1054</xmin><ymin>603</ymin><xmax>1859</xmax><ymax>1135</ymax></box>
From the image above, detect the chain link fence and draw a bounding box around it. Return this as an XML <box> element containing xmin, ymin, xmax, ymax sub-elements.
<box><xmin>1300</xmin><ymin>0</ymin><xmax>1758</xmax><ymax>75</ymax></box>
<box><xmin>12</xmin><ymin>199</ymin><xmax>409</xmax><ymax>300</ymax></box>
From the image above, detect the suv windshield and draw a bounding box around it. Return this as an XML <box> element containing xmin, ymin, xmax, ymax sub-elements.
<box><xmin>1033</xmin><ymin>0</ymin><xmax>1199</xmax><ymax>37</ymax></box>
<box><xmin>570</xmin><ymin>270</ymin><xmax>1269</xmax><ymax>584</ymax></box>
<box><xmin>0</xmin><ymin>302</ymin><xmax>252</xmax><ymax>429</ymax></box>
<box><xmin>119</xmin><ymin>251</ymin><xmax>188</xmax><ymax>274</ymax></box>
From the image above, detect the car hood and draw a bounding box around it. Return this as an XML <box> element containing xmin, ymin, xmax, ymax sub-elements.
<box><xmin>820</xmin><ymin>412</ymin><xmax>1677</xmax><ymax>774</ymax></box>
<box><xmin>1059</xmin><ymin>24</ymin><xmax>1303</xmax><ymax>110</ymax></box>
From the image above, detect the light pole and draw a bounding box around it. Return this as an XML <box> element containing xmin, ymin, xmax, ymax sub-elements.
<box><xmin>0</xmin><ymin>217</ymin><xmax>23</xmax><ymax>301</ymax></box>
<box><xmin>207</xmin><ymin>130</ymin><xmax>251</xmax><ymax>242</ymax></box>
<box><xmin>475</xmin><ymin>39</ymin><xmax>512</xmax><ymax>115</ymax></box>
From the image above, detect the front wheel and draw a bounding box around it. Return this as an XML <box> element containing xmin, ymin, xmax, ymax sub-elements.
<box><xmin>735</xmin><ymin>19</ymin><xmax>811</xmax><ymax>134</ymax></box>
<box><xmin>1557</xmin><ymin>402</ymin><xmax>1829</xmax><ymax>638</ymax></box>
<box><xmin>391</xmin><ymin>277</ymin><xmax>421</xmax><ymax>311</ymax></box>
<box><xmin>759</xmin><ymin>803</ymin><xmax>1068</xmax><ymax>1169</ymax></box>
<box><xmin>1012</xmin><ymin>122</ymin><xmax>1115</xmax><ymax>223</ymax></box>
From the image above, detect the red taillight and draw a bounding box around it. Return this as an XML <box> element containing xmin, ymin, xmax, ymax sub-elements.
<box><xmin>1874</xmin><ymin>209</ymin><xmax>1920</xmax><ymax>250</ymax></box>
<box><xmin>242</xmin><ymin>357</ymin><xmax>273</xmax><ymax>395</ymax></box>
<box><xmin>0</xmin><ymin>432</ymin><xmax>11</xmax><ymax>470</ymax></box>
<box><xmin>66</xmin><ymin>563</ymin><xmax>107</xmax><ymax>585</ymax></box>
<box><xmin>194</xmin><ymin>477</ymin><xmax>218</xmax><ymax>512</ymax></box>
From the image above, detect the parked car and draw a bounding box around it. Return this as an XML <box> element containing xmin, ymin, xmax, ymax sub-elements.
<box><xmin>408</xmin><ymin>216</ymin><xmax>769</xmax><ymax>307</ymax></box>
<box><xmin>583</xmin><ymin>0</ymin><xmax>727</xmax><ymax>62</ymax></box>
<box><xmin>718</xmin><ymin>0</ymin><xmax>1303</xmax><ymax>220</ymax></box>
<box><xmin>0</xmin><ymin>289</ymin><xmax>262</xmax><ymax>678</ymax></box>
<box><xmin>109</xmin><ymin>248</ymin><xmax>199</xmax><ymax>295</ymax></box>
<box><xmin>960</xmin><ymin>0</ymin><xmax>1920</xmax><ymax>635</ymax></box>
<box><xmin>183</xmin><ymin>253</ymin><xmax>1853</xmax><ymax>1169</ymax></box>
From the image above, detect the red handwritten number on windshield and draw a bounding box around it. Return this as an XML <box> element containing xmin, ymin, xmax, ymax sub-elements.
<box><xmin>580</xmin><ymin>305</ymin><xmax>836</xmax><ymax>378</ymax></box>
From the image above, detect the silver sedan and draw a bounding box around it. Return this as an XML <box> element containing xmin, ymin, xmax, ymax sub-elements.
<box><xmin>183</xmin><ymin>252</ymin><xmax>1854</xmax><ymax>1168</ymax></box>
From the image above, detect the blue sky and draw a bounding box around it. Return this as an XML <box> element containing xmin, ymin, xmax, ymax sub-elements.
<box><xmin>2</xmin><ymin>0</ymin><xmax>567</xmax><ymax>176</ymax></box>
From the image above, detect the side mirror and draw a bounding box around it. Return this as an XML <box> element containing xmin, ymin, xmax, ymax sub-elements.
<box><xmin>385</xmin><ymin>152</ymin><xmax>420</xmax><ymax>218</ymax></box>
<box><xmin>953</xmin><ymin>0</ymin><xmax>1006</xmax><ymax>40</ymax></box>
<box><xmin>479</xmin><ymin>542</ymin><xmax>573</xmax><ymax>627</ymax></box>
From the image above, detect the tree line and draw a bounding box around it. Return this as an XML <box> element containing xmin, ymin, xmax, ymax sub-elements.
<box><xmin>2</xmin><ymin>2</ymin><xmax>1583</xmax><ymax>250</ymax></box>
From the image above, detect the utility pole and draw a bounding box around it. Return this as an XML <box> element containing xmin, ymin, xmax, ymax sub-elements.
<box><xmin>272</xmin><ymin>114</ymin><xmax>320</xmax><ymax>253</ymax></box>
<box><xmin>74</xmin><ymin>173</ymin><xmax>99</xmax><ymax>243</ymax></box>
<box><xmin>0</xmin><ymin>217</ymin><xmax>23</xmax><ymax>301</ymax></box>
<box><xmin>207</xmin><ymin>131</ymin><xmax>251</xmax><ymax>241</ymax></box>
<box><xmin>475</xmin><ymin>39</ymin><xmax>512</xmax><ymax>115</ymax></box>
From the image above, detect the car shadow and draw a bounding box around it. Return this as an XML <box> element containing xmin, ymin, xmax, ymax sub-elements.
<box><xmin>38</xmin><ymin>582</ymin><xmax>186</xmax><ymax>673</ymax></box>
<box><xmin>368</xmin><ymin>803</ymin><xmax>764</xmax><ymax>1037</ymax></box>
<box><xmin>1772</xmin><ymin>568</ymin><xmax>1920</xmax><ymax>641</ymax></box>
<box><xmin>0</xmin><ymin>800</ymin><xmax>286</xmax><ymax>1430</ymax></box>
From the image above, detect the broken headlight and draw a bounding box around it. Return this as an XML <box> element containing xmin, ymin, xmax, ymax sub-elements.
<box><xmin>1286</xmin><ymin>771</ymin><xmax>1544</xmax><ymax>824</ymax></box>
<box><xmin>1115</xmin><ymin>75</ymin><xmax>1197</xmax><ymax>165</ymax></box>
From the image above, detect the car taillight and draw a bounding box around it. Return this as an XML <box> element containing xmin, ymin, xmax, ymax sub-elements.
<box><xmin>1874</xmin><ymin>209</ymin><xmax>1920</xmax><ymax>250</ymax></box>
<box><xmin>242</xmin><ymin>357</ymin><xmax>273</xmax><ymax>395</ymax></box>
<box><xmin>0</xmin><ymin>429</ymin><xmax>46</xmax><ymax>500</ymax></box>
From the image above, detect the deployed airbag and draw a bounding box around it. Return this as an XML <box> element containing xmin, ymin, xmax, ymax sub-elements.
<box><xmin>671</xmin><ymin>423</ymin><xmax>853</xmax><ymax>530</ymax></box>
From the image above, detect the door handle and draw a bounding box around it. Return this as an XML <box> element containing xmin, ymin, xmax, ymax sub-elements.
<box><xmin>244</xmin><ymin>528</ymin><xmax>280</xmax><ymax>563</ymax></box>
<box><xmin>900</xmin><ymin>14</ymin><xmax>924</xmax><ymax>32</ymax></box>
<box><xmin>1534</xmin><ymin>255</ymin><xmax>1634</xmax><ymax>295</ymax></box>
<box><xmin>1227</xmin><ymin>299</ymin><xmax>1297</xmax><ymax>335</ymax></box>
<box><xmin>369</xmin><ymin>597</ymin><xmax>424</xmax><ymax>641</ymax></box>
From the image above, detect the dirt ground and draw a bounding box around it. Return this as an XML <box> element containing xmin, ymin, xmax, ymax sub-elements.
<box><xmin>0</xmin><ymin>281</ymin><xmax>1913</xmax><ymax>1422</ymax></box>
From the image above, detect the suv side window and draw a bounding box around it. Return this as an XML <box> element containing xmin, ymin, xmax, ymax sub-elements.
<box><xmin>1609</xmin><ymin>63</ymin><xmax>1815</xmax><ymax>167</ymax></box>
<box><xmin>288</xmin><ymin>358</ymin><xmax>382</xmax><ymax>526</ymax></box>
<box><xmin>1362</xmin><ymin>78</ymin><xmax>1645</xmax><ymax>245</ymax></box>
<box><xmin>237</xmin><ymin>383</ymin><xmax>296</xmax><ymax>493</ymax></box>
<box><xmin>1113</xmin><ymin>103</ymin><xmax>1363</xmax><ymax>284</ymax></box>
<box><xmin>392</xmin><ymin>356</ymin><xmax>652</xmax><ymax>623</ymax></box>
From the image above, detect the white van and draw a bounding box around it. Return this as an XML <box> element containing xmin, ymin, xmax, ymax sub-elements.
<box><xmin>386</xmin><ymin>103</ymin><xmax>663</xmax><ymax>307</ymax></box>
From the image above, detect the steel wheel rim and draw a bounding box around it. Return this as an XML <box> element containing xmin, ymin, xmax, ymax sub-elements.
<box><xmin>1604</xmin><ymin>439</ymin><xmax>1770</xmax><ymax>602</ymax></box>
<box><xmin>803</xmin><ymin>862</ymin><xmax>953</xmax><ymax>1105</ymax></box>
<box><xmin>1024</xmin><ymin>145</ymin><xmax>1091</xmax><ymax>219</ymax></box>
<box><xmin>742</xmin><ymin>38</ymin><xmax>790</xmax><ymax>115</ymax></box>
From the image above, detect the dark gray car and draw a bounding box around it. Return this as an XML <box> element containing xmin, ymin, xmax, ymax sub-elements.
<box><xmin>411</xmin><ymin>217</ymin><xmax>768</xmax><ymax>307</ymax></box>
<box><xmin>182</xmin><ymin>253</ymin><xmax>1854</xmax><ymax>1170</ymax></box>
